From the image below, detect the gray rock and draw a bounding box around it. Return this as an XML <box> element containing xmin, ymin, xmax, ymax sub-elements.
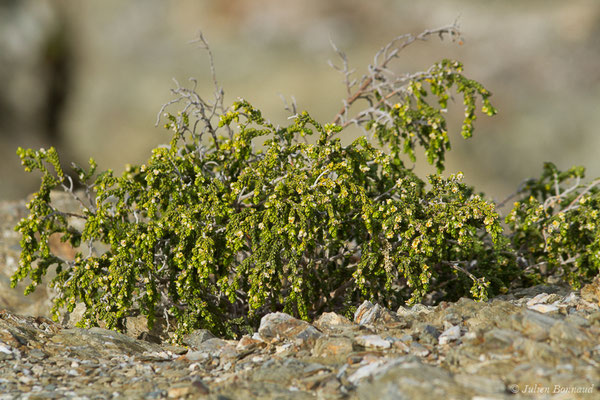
<box><xmin>438</xmin><ymin>325</ymin><xmax>461</xmax><ymax>345</ymax></box>
<box><xmin>409</xmin><ymin>342</ymin><xmax>430</xmax><ymax>357</ymax></box>
<box><xmin>481</xmin><ymin>328</ymin><xmax>521</xmax><ymax>352</ymax></box>
<box><xmin>549</xmin><ymin>320</ymin><xmax>592</xmax><ymax>348</ymax></box>
<box><xmin>312</xmin><ymin>336</ymin><xmax>354</xmax><ymax>360</ymax></box>
<box><xmin>183</xmin><ymin>328</ymin><xmax>217</xmax><ymax>348</ymax></box>
<box><xmin>258</xmin><ymin>312</ymin><xmax>322</xmax><ymax>345</ymax></box>
<box><xmin>354</xmin><ymin>300</ymin><xmax>399</xmax><ymax>326</ymax></box>
<box><xmin>415</xmin><ymin>323</ymin><xmax>440</xmax><ymax>345</ymax></box>
<box><xmin>313</xmin><ymin>312</ymin><xmax>353</xmax><ymax>334</ymax></box>
<box><xmin>409</xmin><ymin>304</ymin><xmax>434</xmax><ymax>314</ymax></box>
<box><xmin>527</xmin><ymin>303</ymin><xmax>559</xmax><ymax>313</ymax></box>
<box><xmin>355</xmin><ymin>360</ymin><xmax>461</xmax><ymax>400</ymax></box>
<box><xmin>466</xmin><ymin>300</ymin><xmax>520</xmax><ymax>330</ymax></box>
<box><xmin>510</xmin><ymin>309</ymin><xmax>558</xmax><ymax>340</ymax></box>
<box><xmin>124</xmin><ymin>313</ymin><xmax>169</xmax><ymax>344</ymax></box>
<box><xmin>565</xmin><ymin>313</ymin><xmax>591</xmax><ymax>328</ymax></box>
<box><xmin>185</xmin><ymin>337</ymin><xmax>233</xmax><ymax>359</ymax></box>
<box><xmin>580</xmin><ymin>275</ymin><xmax>600</xmax><ymax>306</ymax></box>
<box><xmin>515</xmin><ymin>338</ymin><xmax>560</xmax><ymax>365</ymax></box>
<box><xmin>453</xmin><ymin>373</ymin><xmax>506</xmax><ymax>395</ymax></box>
<box><xmin>167</xmin><ymin>378</ymin><xmax>209</xmax><ymax>397</ymax></box>
<box><xmin>49</xmin><ymin>327</ymin><xmax>162</xmax><ymax>358</ymax></box>
<box><xmin>348</xmin><ymin>357</ymin><xmax>408</xmax><ymax>385</ymax></box>
<box><xmin>354</xmin><ymin>335</ymin><xmax>391</xmax><ymax>350</ymax></box>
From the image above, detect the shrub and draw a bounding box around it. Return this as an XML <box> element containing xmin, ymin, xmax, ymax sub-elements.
<box><xmin>505</xmin><ymin>162</ymin><xmax>600</xmax><ymax>288</ymax></box>
<box><xmin>12</xmin><ymin>25</ymin><xmax>596</xmax><ymax>342</ymax></box>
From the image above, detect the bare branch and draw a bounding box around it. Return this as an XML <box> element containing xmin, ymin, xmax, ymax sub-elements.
<box><xmin>279</xmin><ymin>93</ymin><xmax>298</xmax><ymax>117</ymax></box>
<box><xmin>156</xmin><ymin>31</ymin><xmax>230</xmax><ymax>148</ymax></box>
<box><xmin>329</xmin><ymin>23</ymin><xmax>461</xmax><ymax>130</ymax></box>
<box><xmin>328</xmin><ymin>36</ymin><xmax>356</xmax><ymax>97</ymax></box>
<box><xmin>561</xmin><ymin>177</ymin><xmax>600</xmax><ymax>213</ymax></box>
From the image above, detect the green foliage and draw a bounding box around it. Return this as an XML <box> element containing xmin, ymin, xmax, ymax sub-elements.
<box><xmin>12</xmin><ymin>28</ymin><xmax>599</xmax><ymax>342</ymax></box>
<box><xmin>506</xmin><ymin>162</ymin><xmax>600</xmax><ymax>288</ymax></box>
<box><xmin>370</xmin><ymin>59</ymin><xmax>496</xmax><ymax>172</ymax></box>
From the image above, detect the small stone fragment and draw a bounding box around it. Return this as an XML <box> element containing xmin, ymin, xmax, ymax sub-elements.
<box><xmin>355</xmin><ymin>335</ymin><xmax>391</xmax><ymax>350</ymax></box>
<box><xmin>313</xmin><ymin>312</ymin><xmax>353</xmax><ymax>333</ymax></box>
<box><xmin>236</xmin><ymin>335</ymin><xmax>263</xmax><ymax>351</ymax></box>
<box><xmin>580</xmin><ymin>275</ymin><xmax>600</xmax><ymax>306</ymax></box>
<box><xmin>409</xmin><ymin>342</ymin><xmax>430</xmax><ymax>357</ymax></box>
<box><xmin>354</xmin><ymin>301</ymin><xmax>398</xmax><ymax>325</ymax></box>
<box><xmin>511</xmin><ymin>309</ymin><xmax>558</xmax><ymax>340</ymax></box>
<box><xmin>390</xmin><ymin>339</ymin><xmax>410</xmax><ymax>353</ymax></box>
<box><xmin>438</xmin><ymin>325</ymin><xmax>461</xmax><ymax>345</ymax></box>
<box><xmin>185</xmin><ymin>338</ymin><xmax>232</xmax><ymax>360</ymax></box>
<box><xmin>167</xmin><ymin>378</ymin><xmax>209</xmax><ymax>397</ymax></box>
<box><xmin>527</xmin><ymin>303</ymin><xmax>559</xmax><ymax>313</ymax></box>
<box><xmin>482</xmin><ymin>328</ymin><xmax>521</xmax><ymax>351</ymax></box>
<box><xmin>312</xmin><ymin>336</ymin><xmax>354</xmax><ymax>359</ymax></box>
<box><xmin>162</xmin><ymin>345</ymin><xmax>188</xmax><ymax>355</ymax></box>
<box><xmin>183</xmin><ymin>329</ymin><xmax>216</xmax><ymax>348</ymax></box>
<box><xmin>348</xmin><ymin>358</ymin><xmax>404</xmax><ymax>384</ymax></box>
<box><xmin>526</xmin><ymin>293</ymin><xmax>552</xmax><ymax>306</ymax></box>
<box><xmin>549</xmin><ymin>320</ymin><xmax>591</xmax><ymax>347</ymax></box>
<box><xmin>415</xmin><ymin>323</ymin><xmax>440</xmax><ymax>345</ymax></box>
<box><xmin>167</xmin><ymin>381</ymin><xmax>205</xmax><ymax>398</ymax></box>
<box><xmin>0</xmin><ymin>343</ymin><xmax>13</xmax><ymax>361</ymax></box>
<box><xmin>410</xmin><ymin>304</ymin><xmax>434</xmax><ymax>315</ymax></box>
<box><xmin>146</xmin><ymin>390</ymin><xmax>167</xmax><ymax>399</ymax></box>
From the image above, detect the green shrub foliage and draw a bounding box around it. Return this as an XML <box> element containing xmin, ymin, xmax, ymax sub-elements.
<box><xmin>11</xmin><ymin>27</ymin><xmax>598</xmax><ymax>341</ymax></box>
<box><xmin>506</xmin><ymin>162</ymin><xmax>600</xmax><ymax>288</ymax></box>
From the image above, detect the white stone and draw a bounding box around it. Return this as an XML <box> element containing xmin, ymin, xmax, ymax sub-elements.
<box><xmin>185</xmin><ymin>351</ymin><xmax>209</xmax><ymax>362</ymax></box>
<box><xmin>527</xmin><ymin>303</ymin><xmax>559</xmax><ymax>313</ymax></box>
<box><xmin>354</xmin><ymin>300</ymin><xmax>378</xmax><ymax>325</ymax></box>
<box><xmin>355</xmin><ymin>335</ymin><xmax>391</xmax><ymax>349</ymax></box>
<box><xmin>348</xmin><ymin>358</ymin><xmax>408</xmax><ymax>384</ymax></box>
<box><xmin>526</xmin><ymin>293</ymin><xmax>551</xmax><ymax>306</ymax></box>
<box><xmin>348</xmin><ymin>360</ymin><xmax>387</xmax><ymax>384</ymax></box>
<box><xmin>438</xmin><ymin>325</ymin><xmax>461</xmax><ymax>345</ymax></box>
<box><xmin>0</xmin><ymin>344</ymin><xmax>12</xmax><ymax>355</ymax></box>
<box><xmin>275</xmin><ymin>343</ymin><xmax>293</xmax><ymax>354</ymax></box>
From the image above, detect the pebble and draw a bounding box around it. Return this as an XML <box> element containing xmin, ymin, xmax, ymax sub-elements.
<box><xmin>528</xmin><ymin>303</ymin><xmax>559</xmax><ymax>313</ymax></box>
<box><xmin>355</xmin><ymin>335</ymin><xmax>391</xmax><ymax>349</ymax></box>
<box><xmin>438</xmin><ymin>325</ymin><xmax>461</xmax><ymax>345</ymax></box>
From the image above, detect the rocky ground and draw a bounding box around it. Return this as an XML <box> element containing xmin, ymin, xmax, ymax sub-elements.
<box><xmin>0</xmin><ymin>283</ymin><xmax>599</xmax><ymax>399</ymax></box>
<box><xmin>1</xmin><ymin>199</ymin><xmax>600</xmax><ymax>399</ymax></box>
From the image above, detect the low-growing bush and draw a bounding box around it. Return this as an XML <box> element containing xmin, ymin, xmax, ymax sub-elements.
<box><xmin>506</xmin><ymin>162</ymin><xmax>600</xmax><ymax>288</ymax></box>
<box><xmin>11</xmin><ymin>25</ymin><xmax>599</xmax><ymax>342</ymax></box>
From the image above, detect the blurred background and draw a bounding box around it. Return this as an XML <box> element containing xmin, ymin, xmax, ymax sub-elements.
<box><xmin>1</xmin><ymin>0</ymin><xmax>599</xmax><ymax>205</ymax></box>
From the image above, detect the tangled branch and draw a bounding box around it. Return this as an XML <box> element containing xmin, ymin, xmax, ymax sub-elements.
<box><xmin>330</xmin><ymin>23</ymin><xmax>462</xmax><ymax>130</ymax></box>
